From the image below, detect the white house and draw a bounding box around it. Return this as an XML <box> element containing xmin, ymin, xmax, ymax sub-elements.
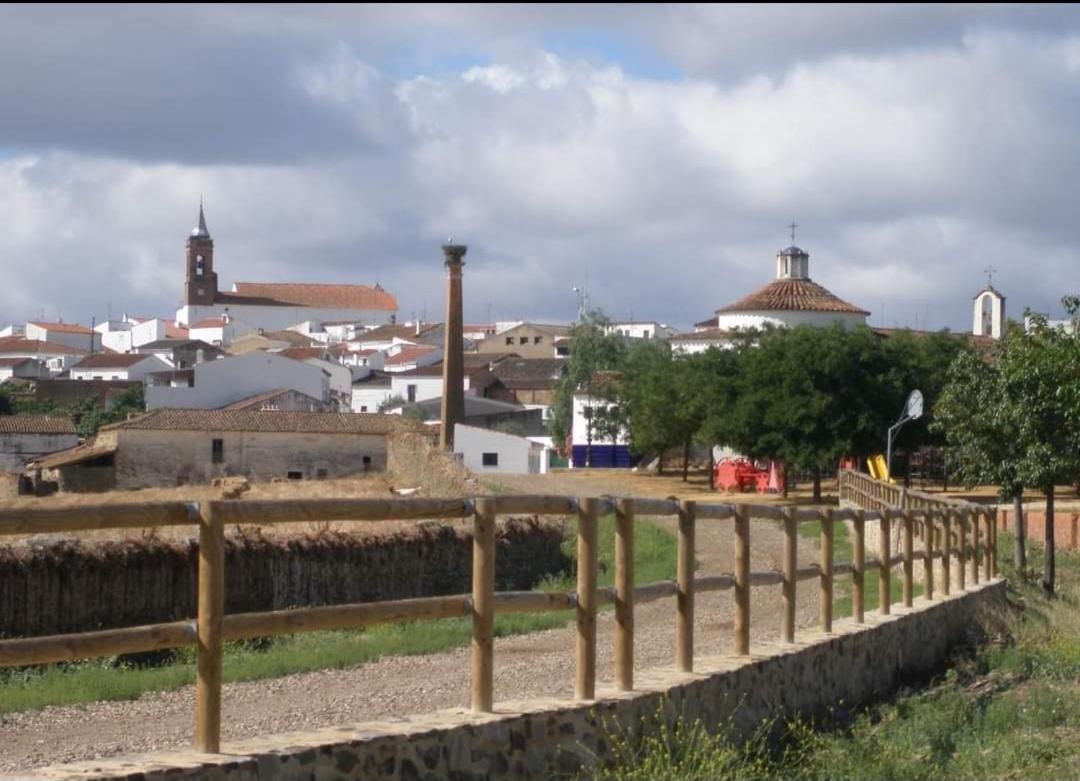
<box><xmin>26</xmin><ymin>322</ymin><xmax>100</xmax><ymax>352</ymax></box>
<box><xmin>131</xmin><ymin>318</ymin><xmax>190</xmax><ymax>348</ymax></box>
<box><xmin>351</xmin><ymin>371</ymin><xmax>393</xmax><ymax>413</ymax></box>
<box><xmin>174</xmin><ymin>204</ymin><xmax>398</xmax><ymax>332</ymax></box>
<box><xmin>382</xmin><ymin>345</ymin><xmax>442</xmax><ymax>373</ymax></box>
<box><xmin>693</xmin><ymin>244</ymin><xmax>869</xmax><ymax>334</ymax></box>
<box><xmin>454</xmin><ymin>423</ymin><xmax>545</xmax><ymax>475</ymax></box>
<box><xmin>0</xmin><ymin>337</ymin><xmax>87</xmax><ymax>375</ymax></box>
<box><xmin>668</xmin><ymin>328</ymin><xmax>735</xmax><ymax>356</ymax></box>
<box><xmin>69</xmin><ymin>353</ymin><xmax>172</xmax><ymax>382</ymax></box>
<box><xmin>145</xmin><ymin>351</ymin><xmax>330</xmax><ymax>410</ymax></box>
<box><xmin>604</xmin><ymin>321</ymin><xmax>676</xmax><ymax>340</ymax></box>
<box><xmin>571</xmin><ymin>379</ymin><xmax>630</xmax><ymax>469</ymax></box>
<box><xmin>188</xmin><ymin>314</ymin><xmax>252</xmax><ymax>347</ymax></box>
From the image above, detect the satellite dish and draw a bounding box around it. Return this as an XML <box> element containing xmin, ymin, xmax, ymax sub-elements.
<box><xmin>905</xmin><ymin>389</ymin><xmax>924</xmax><ymax>421</ymax></box>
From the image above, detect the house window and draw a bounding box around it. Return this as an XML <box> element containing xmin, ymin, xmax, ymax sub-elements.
<box><xmin>533</xmin><ymin>336</ymin><xmax>542</xmax><ymax>344</ymax></box>
<box><xmin>643</xmin><ymin>330</ymin><xmax>651</xmax><ymax>339</ymax></box>
<box><xmin>362</xmin><ymin>455</ymin><xmax>372</xmax><ymax>471</ymax></box>
<box><xmin>316</xmin><ymin>468</ymin><xmax>328</xmax><ymax>479</ymax></box>
<box><xmin>195</xmin><ymin>255</ymin><xmax>205</xmax><ymax>277</ymax></box>
<box><xmin>505</xmin><ymin>336</ymin><xmax>514</xmax><ymax>346</ymax></box>
<box><xmin>519</xmin><ymin>336</ymin><xmax>528</xmax><ymax>345</ymax></box>
<box><xmin>287</xmin><ymin>471</ymin><xmax>303</xmax><ymax>480</ymax></box>
<box><xmin>407</xmin><ymin>384</ymin><xmax>417</xmax><ymax>402</ymax></box>
<box><xmin>360</xmin><ymin>405</ymin><xmax>368</xmax><ymax>412</ymax></box>
<box><xmin>211</xmin><ymin>438</ymin><xmax>223</xmax><ymax>464</ymax></box>
<box><xmin>482</xmin><ymin>452</ymin><xmax>499</xmax><ymax>467</ymax></box>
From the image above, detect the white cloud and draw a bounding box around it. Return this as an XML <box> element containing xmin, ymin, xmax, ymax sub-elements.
<box><xmin>3</xmin><ymin>9</ymin><xmax>1080</xmax><ymax>332</ymax></box>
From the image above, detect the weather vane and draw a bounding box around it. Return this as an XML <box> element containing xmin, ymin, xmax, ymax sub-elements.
<box><xmin>788</xmin><ymin>220</ymin><xmax>798</xmax><ymax>244</ymax></box>
<box><xmin>984</xmin><ymin>265</ymin><xmax>997</xmax><ymax>287</ymax></box>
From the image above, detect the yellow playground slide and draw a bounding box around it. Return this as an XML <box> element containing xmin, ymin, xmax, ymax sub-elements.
<box><xmin>866</xmin><ymin>455</ymin><xmax>894</xmax><ymax>483</ymax></box>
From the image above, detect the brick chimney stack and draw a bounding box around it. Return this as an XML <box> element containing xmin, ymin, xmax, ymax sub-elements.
<box><xmin>440</xmin><ymin>241</ymin><xmax>467</xmax><ymax>450</ymax></box>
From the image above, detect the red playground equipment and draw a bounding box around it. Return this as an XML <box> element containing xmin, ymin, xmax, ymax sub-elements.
<box><xmin>713</xmin><ymin>457</ymin><xmax>785</xmax><ymax>494</ymax></box>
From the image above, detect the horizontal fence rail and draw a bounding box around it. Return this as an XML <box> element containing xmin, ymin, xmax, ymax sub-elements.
<box><xmin>0</xmin><ymin>485</ymin><xmax>997</xmax><ymax>754</ymax></box>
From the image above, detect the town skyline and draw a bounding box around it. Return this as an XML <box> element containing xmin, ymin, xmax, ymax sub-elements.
<box><xmin>3</xmin><ymin>4</ymin><xmax>1079</xmax><ymax>331</ymax></box>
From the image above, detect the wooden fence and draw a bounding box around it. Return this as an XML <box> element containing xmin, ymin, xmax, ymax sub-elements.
<box><xmin>0</xmin><ymin>489</ymin><xmax>997</xmax><ymax>753</ymax></box>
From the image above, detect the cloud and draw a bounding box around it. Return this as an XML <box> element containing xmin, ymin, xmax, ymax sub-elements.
<box><xmin>2</xmin><ymin>6</ymin><xmax>1080</xmax><ymax>333</ymax></box>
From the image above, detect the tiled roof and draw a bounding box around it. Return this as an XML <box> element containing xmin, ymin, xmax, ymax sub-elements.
<box><xmin>384</xmin><ymin>345</ymin><xmax>437</xmax><ymax>365</ymax></box>
<box><xmin>669</xmin><ymin>328</ymin><xmax>733</xmax><ymax>342</ymax></box>
<box><xmin>490</xmin><ymin>358</ymin><xmax>566</xmax><ymax>388</ymax></box>
<box><xmin>222</xmin><ymin>283</ymin><xmax>398</xmax><ymax>312</ymax></box>
<box><xmin>463</xmin><ymin>352</ymin><xmax>519</xmax><ymax>368</ymax></box>
<box><xmin>276</xmin><ymin>347</ymin><xmax>329</xmax><ymax>362</ymax></box>
<box><xmin>136</xmin><ymin>339</ymin><xmax>220</xmax><ymax>352</ymax></box>
<box><xmin>0</xmin><ymin>357</ymin><xmax>36</xmax><ymax>368</ymax></box>
<box><xmin>715</xmin><ymin>279</ymin><xmax>869</xmax><ymax>316</ymax></box>
<box><xmin>32</xmin><ymin>439</ymin><xmax>117</xmax><ymax>469</ymax></box>
<box><xmin>190</xmin><ymin>317</ymin><xmax>227</xmax><ymax>329</ymax></box>
<box><xmin>0</xmin><ymin>337</ymin><xmax>87</xmax><ymax>355</ymax></box>
<box><xmin>220</xmin><ymin>388</ymin><xmax>324</xmax><ymax>411</ymax></box>
<box><xmin>101</xmin><ymin>409</ymin><xmax>424</xmax><ymax>435</ymax></box>
<box><xmin>355</xmin><ymin>323</ymin><xmax>441</xmax><ymax>342</ymax></box>
<box><xmin>693</xmin><ymin>316</ymin><xmax>719</xmax><ymax>329</ymax></box>
<box><xmin>72</xmin><ymin>353</ymin><xmax>154</xmax><ymax>369</ymax></box>
<box><xmin>871</xmin><ymin>328</ymin><xmax>998</xmax><ymax>355</ymax></box>
<box><xmin>29</xmin><ymin>321</ymin><xmax>92</xmax><ymax>334</ymax></box>
<box><xmin>0</xmin><ymin>415</ymin><xmax>76</xmax><ymax>434</ymax></box>
<box><xmin>263</xmin><ymin>330</ymin><xmax>317</xmax><ymax>346</ymax></box>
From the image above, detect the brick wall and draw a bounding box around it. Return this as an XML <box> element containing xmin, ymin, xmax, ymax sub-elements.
<box><xmin>998</xmin><ymin>507</ymin><xmax>1080</xmax><ymax>549</ymax></box>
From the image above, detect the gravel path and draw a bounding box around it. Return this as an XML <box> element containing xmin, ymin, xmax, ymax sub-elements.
<box><xmin>0</xmin><ymin>509</ymin><xmax>823</xmax><ymax>774</ymax></box>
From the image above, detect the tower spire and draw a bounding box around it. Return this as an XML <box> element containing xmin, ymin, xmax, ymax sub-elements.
<box><xmin>192</xmin><ymin>198</ymin><xmax>210</xmax><ymax>239</ymax></box>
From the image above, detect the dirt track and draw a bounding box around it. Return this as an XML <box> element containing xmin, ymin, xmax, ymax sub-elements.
<box><xmin>1</xmin><ymin>470</ymin><xmax>824</xmax><ymax>774</ymax></box>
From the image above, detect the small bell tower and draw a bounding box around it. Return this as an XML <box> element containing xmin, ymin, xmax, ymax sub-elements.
<box><xmin>972</xmin><ymin>267</ymin><xmax>1005</xmax><ymax>339</ymax></box>
<box><xmin>184</xmin><ymin>200</ymin><xmax>218</xmax><ymax>305</ymax></box>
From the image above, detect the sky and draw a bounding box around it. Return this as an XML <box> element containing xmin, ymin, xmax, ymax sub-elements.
<box><xmin>1</xmin><ymin>3</ymin><xmax>1079</xmax><ymax>332</ymax></box>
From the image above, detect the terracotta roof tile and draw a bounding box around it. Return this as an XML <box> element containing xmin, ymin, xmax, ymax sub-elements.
<box><xmin>0</xmin><ymin>415</ymin><xmax>76</xmax><ymax>434</ymax></box>
<box><xmin>0</xmin><ymin>338</ymin><xmax>87</xmax><ymax>356</ymax></box>
<box><xmin>102</xmin><ymin>409</ymin><xmax>424</xmax><ymax>435</ymax></box>
<box><xmin>223</xmin><ymin>283</ymin><xmax>398</xmax><ymax>312</ymax></box>
<box><xmin>29</xmin><ymin>321</ymin><xmax>93</xmax><ymax>334</ymax></box>
<box><xmin>715</xmin><ymin>279</ymin><xmax>869</xmax><ymax>316</ymax></box>
<box><xmin>490</xmin><ymin>358</ymin><xmax>566</xmax><ymax>389</ymax></box>
<box><xmin>32</xmin><ymin>439</ymin><xmax>117</xmax><ymax>469</ymax></box>
<box><xmin>190</xmin><ymin>317</ymin><xmax>227</xmax><ymax>329</ymax></box>
<box><xmin>669</xmin><ymin>328</ymin><xmax>733</xmax><ymax>341</ymax></box>
<box><xmin>72</xmin><ymin>353</ymin><xmax>155</xmax><ymax>369</ymax></box>
<box><xmin>384</xmin><ymin>345</ymin><xmax>437</xmax><ymax>365</ymax></box>
<box><xmin>355</xmin><ymin>323</ymin><xmax>441</xmax><ymax>342</ymax></box>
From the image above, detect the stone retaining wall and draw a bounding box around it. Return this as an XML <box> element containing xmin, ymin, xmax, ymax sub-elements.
<box><xmin>24</xmin><ymin>579</ymin><xmax>1006</xmax><ymax>781</ymax></box>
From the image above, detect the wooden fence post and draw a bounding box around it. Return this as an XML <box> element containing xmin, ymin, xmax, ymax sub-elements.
<box><xmin>471</xmin><ymin>497</ymin><xmax>496</xmax><ymax>712</ymax></box>
<box><xmin>576</xmin><ymin>497</ymin><xmax>599</xmax><ymax>700</ymax></box>
<box><xmin>615</xmin><ymin>498</ymin><xmax>634</xmax><ymax>691</ymax></box>
<box><xmin>984</xmin><ymin>510</ymin><xmax>993</xmax><ymax>581</ymax></box>
<box><xmin>942</xmin><ymin>511</ymin><xmax>952</xmax><ymax>596</ymax></box>
<box><xmin>924</xmin><ymin>512</ymin><xmax>935</xmax><ymax>600</ymax></box>
<box><xmin>195</xmin><ymin>501</ymin><xmax>224</xmax><ymax>753</ymax></box>
<box><xmin>957</xmin><ymin>509</ymin><xmax>968</xmax><ymax>591</ymax></box>
<box><xmin>902</xmin><ymin>510</ymin><xmax>914</xmax><ymax>608</ymax></box>
<box><xmin>821</xmin><ymin>508</ymin><xmax>834</xmax><ymax>632</ymax></box>
<box><xmin>879</xmin><ymin>511</ymin><xmax>891</xmax><ymax>615</ymax></box>
<box><xmin>853</xmin><ymin>510</ymin><xmax>865</xmax><ymax>623</ymax></box>
<box><xmin>677</xmin><ymin>500</ymin><xmax>695</xmax><ymax>673</ymax></box>
<box><xmin>734</xmin><ymin>504</ymin><xmax>750</xmax><ymax>655</ymax></box>
<box><xmin>971</xmin><ymin>508</ymin><xmax>981</xmax><ymax>585</ymax></box>
<box><xmin>782</xmin><ymin>507</ymin><xmax>797</xmax><ymax>643</ymax></box>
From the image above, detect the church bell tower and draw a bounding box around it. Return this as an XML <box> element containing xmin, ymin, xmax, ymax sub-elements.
<box><xmin>184</xmin><ymin>201</ymin><xmax>218</xmax><ymax>306</ymax></box>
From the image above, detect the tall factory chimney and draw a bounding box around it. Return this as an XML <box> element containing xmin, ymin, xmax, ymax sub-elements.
<box><xmin>440</xmin><ymin>241</ymin><xmax>467</xmax><ymax>450</ymax></box>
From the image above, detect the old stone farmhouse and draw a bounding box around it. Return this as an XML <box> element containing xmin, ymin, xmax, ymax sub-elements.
<box><xmin>34</xmin><ymin>409</ymin><xmax>427</xmax><ymax>492</ymax></box>
<box><xmin>0</xmin><ymin>415</ymin><xmax>79</xmax><ymax>471</ymax></box>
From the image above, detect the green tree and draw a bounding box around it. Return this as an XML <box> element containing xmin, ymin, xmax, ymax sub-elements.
<box><xmin>548</xmin><ymin>310</ymin><xmax>626</xmax><ymax>462</ymax></box>
<box><xmin>0</xmin><ymin>386</ymin><xmax>12</xmax><ymax>415</ymax></box>
<box><xmin>76</xmin><ymin>385</ymin><xmax>146</xmax><ymax>438</ymax></box>
<box><xmin>1000</xmin><ymin>306</ymin><xmax>1080</xmax><ymax>594</ymax></box>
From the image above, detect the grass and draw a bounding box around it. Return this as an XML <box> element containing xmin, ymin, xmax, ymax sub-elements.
<box><xmin>586</xmin><ymin>534</ymin><xmax>1080</xmax><ymax>781</ymax></box>
<box><xmin>0</xmin><ymin>513</ymin><xmax>677</xmax><ymax>715</ymax></box>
